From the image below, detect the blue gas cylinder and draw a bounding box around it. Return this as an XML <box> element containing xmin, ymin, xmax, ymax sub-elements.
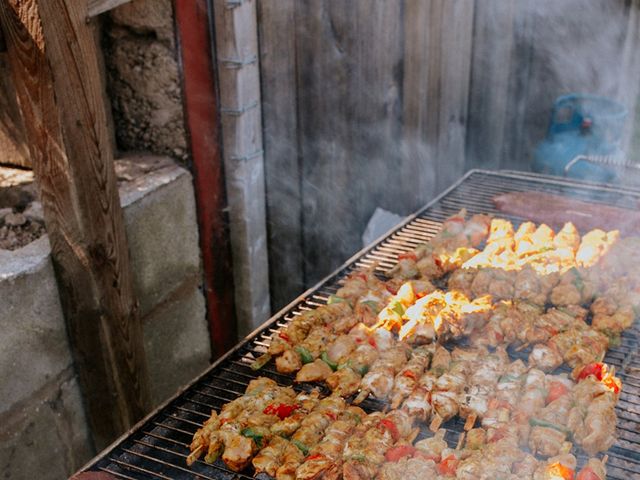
<box><xmin>533</xmin><ymin>94</ymin><xmax>627</xmax><ymax>183</ymax></box>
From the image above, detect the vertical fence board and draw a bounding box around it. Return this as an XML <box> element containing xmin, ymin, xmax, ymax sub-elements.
<box><xmin>465</xmin><ymin>0</ymin><xmax>515</xmax><ymax>170</ymax></box>
<box><xmin>258</xmin><ymin>0</ymin><xmax>304</xmax><ymax>310</ymax></box>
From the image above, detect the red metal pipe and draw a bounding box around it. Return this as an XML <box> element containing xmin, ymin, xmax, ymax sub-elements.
<box><xmin>174</xmin><ymin>0</ymin><xmax>237</xmax><ymax>358</ymax></box>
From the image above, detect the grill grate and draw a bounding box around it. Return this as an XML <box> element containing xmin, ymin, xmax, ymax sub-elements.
<box><xmin>80</xmin><ymin>170</ymin><xmax>640</xmax><ymax>480</ymax></box>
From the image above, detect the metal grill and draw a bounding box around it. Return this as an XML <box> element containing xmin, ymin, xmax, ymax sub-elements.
<box><xmin>79</xmin><ymin>170</ymin><xmax>640</xmax><ymax>480</ymax></box>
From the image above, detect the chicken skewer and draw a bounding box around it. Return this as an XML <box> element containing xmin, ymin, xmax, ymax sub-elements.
<box><xmin>387</xmin><ymin>209</ymin><xmax>491</xmax><ymax>281</ymax></box>
<box><xmin>295</xmin><ymin>406</ymin><xmax>369</xmax><ymax>480</ymax></box>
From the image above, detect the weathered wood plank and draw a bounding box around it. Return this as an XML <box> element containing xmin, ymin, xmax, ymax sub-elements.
<box><xmin>294</xmin><ymin>0</ymin><xmax>405</xmax><ymax>285</ymax></box>
<box><xmin>213</xmin><ymin>0</ymin><xmax>271</xmax><ymax>334</ymax></box>
<box><xmin>402</xmin><ymin>0</ymin><xmax>438</xmax><ymax>205</ymax></box>
<box><xmin>257</xmin><ymin>0</ymin><xmax>304</xmax><ymax>311</ymax></box>
<box><xmin>465</xmin><ymin>0</ymin><xmax>515</xmax><ymax>171</ymax></box>
<box><xmin>294</xmin><ymin>0</ymin><xmax>359</xmax><ymax>285</ymax></box>
<box><xmin>87</xmin><ymin>0</ymin><xmax>132</xmax><ymax>17</ymax></box>
<box><xmin>0</xmin><ymin>53</ymin><xmax>30</xmax><ymax>168</ymax></box>
<box><xmin>433</xmin><ymin>0</ymin><xmax>475</xmax><ymax>189</ymax></box>
<box><xmin>0</xmin><ymin>0</ymin><xmax>150</xmax><ymax>449</ymax></box>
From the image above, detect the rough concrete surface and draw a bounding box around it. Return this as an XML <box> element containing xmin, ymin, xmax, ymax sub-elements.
<box><xmin>120</xmin><ymin>163</ymin><xmax>202</xmax><ymax>316</ymax></box>
<box><xmin>143</xmin><ymin>284</ymin><xmax>210</xmax><ymax>406</ymax></box>
<box><xmin>105</xmin><ymin>0</ymin><xmax>188</xmax><ymax>162</ymax></box>
<box><xmin>0</xmin><ymin>237</ymin><xmax>73</xmax><ymax>413</ymax></box>
<box><xmin>0</xmin><ymin>371</ymin><xmax>94</xmax><ymax>480</ymax></box>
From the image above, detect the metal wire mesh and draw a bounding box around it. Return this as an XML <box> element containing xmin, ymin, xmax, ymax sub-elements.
<box><xmin>81</xmin><ymin>170</ymin><xmax>640</xmax><ymax>480</ymax></box>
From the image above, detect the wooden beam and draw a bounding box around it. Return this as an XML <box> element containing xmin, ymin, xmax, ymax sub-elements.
<box><xmin>87</xmin><ymin>0</ymin><xmax>132</xmax><ymax>18</ymax></box>
<box><xmin>174</xmin><ymin>0</ymin><xmax>238</xmax><ymax>358</ymax></box>
<box><xmin>0</xmin><ymin>0</ymin><xmax>150</xmax><ymax>449</ymax></box>
<box><xmin>212</xmin><ymin>0</ymin><xmax>271</xmax><ymax>335</ymax></box>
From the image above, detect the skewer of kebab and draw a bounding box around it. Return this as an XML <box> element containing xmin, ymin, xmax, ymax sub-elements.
<box><xmin>274</xmin><ymin>395</ymin><xmax>348</xmax><ymax>480</ymax></box>
<box><xmin>253</xmin><ymin>300</ymin><xmax>353</xmax><ymax>372</ymax></box>
<box><xmin>401</xmin><ymin>345</ymin><xmax>452</xmax><ymax>421</ymax></box>
<box><xmin>341</xmin><ymin>408</ymin><xmax>418</xmax><ymax>480</ymax></box>
<box><xmin>387</xmin><ymin>209</ymin><xmax>491</xmax><ymax>280</ymax></box>
<box><xmin>458</xmin><ymin>346</ymin><xmax>510</xmax><ymax>431</ymax></box>
<box><xmin>251</xmin><ymin>390</ymin><xmax>324</xmax><ymax>476</ymax></box>
<box><xmin>187</xmin><ymin>378</ymin><xmax>295</xmax><ymax>466</ymax></box>
<box><xmin>567</xmin><ymin>362</ymin><xmax>621</xmax><ymax>455</ymax></box>
<box><xmin>295</xmin><ymin>407</ymin><xmax>372</xmax><ymax>480</ymax></box>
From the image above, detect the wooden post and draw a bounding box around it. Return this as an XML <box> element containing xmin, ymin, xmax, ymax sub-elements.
<box><xmin>212</xmin><ymin>0</ymin><xmax>271</xmax><ymax>335</ymax></box>
<box><xmin>0</xmin><ymin>0</ymin><xmax>151</xmax><ymax>449</ymax></box>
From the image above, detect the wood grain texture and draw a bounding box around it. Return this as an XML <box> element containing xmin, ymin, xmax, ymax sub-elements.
<box><xmin>257</xmin><ymin>0</ymin><xmax>304</xmax><ymax>311</ymax></box>
<box><xmin>213</xmin><ymin>0</ymin><xmax>271</xmax><ymax>334</ymax></box>
<box><xmin>465</xmin><ymin>0</ymin><xmax>515</xmax><ymax>170</ymax></box>
<box><xmin>175</xmin><ymin>0</ymin><xmax>238</xmax><ymax>357</ymax></box>
<box><xmin>0</xmin><ymin>53</ymin><xmax>30</xmax><ymax>168</ymax></box>
<box><xmin>0</xmin><ymin>0</ymin><xmax>150</xmax><ymax>449</ymax></box>
<box><xmin>87</xmin><ymin>0</ymin><xmax>132</xmax><ymax>17</ymax></box>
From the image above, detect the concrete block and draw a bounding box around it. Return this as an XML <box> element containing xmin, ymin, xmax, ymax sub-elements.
<box><xmin>143</xmin><ymin>285</ymin><xmax>210</xmax><ymax>406</ymax></box>
<box><xmin>0</xmin><ymin>372</ymin><xmax>94</xmax><ymax>480</ymax></box>
<box><xmin>0</xmin><ymin>237</ymin><xmax>73</xmax><ymax>413</ymax></box>
<box><xmin>120</xmin><ymin>162</ymin><xmax>202</xmax><ymax>317</ymax></box>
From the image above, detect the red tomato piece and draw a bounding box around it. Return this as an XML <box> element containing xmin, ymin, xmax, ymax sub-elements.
<box><xmin>438</xmin><ymin>455</ymin><xmax>459</xmax><ymax>476</ymax></box>
<box><xmin>398</xmin><ymin>252</ymin><xmax>418</xmax><ymax>262</ymax></box>
<box><xmin>384</xmin><ymin>445</ymin><xmax>416</xmax><ymax>462</ymax></box>
<box><xmin>546</xmin><ymin>381</ymin><xmax>570</xmax><ymax>404</ymax></box>
<box><xmin>576</xmin><ymin>467</ymin><xmax>601</xmax><ymax>480</ymax></box>
<box><xmin>577</xmin><ymin>363</ymin><xmax>605</xmax><ymax>381</ymax></box>
<box><xmin>379</xmin><ymin>419</ymin><xmax>400</xmax><ymax>442</ymax></box>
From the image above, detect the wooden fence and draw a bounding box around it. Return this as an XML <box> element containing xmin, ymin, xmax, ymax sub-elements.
<box><xmin>259</xmin><ymin>0</ymin><xmax>640</xmax><ymax>309</ymax></box>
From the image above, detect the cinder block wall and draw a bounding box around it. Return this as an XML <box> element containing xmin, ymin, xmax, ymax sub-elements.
<box><xmin>0</xmin><ymin>158</ymin><xmax>211</xmax><ymax>479</ymax></box>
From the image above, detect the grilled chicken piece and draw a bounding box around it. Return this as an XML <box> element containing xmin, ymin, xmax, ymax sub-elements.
<box><xmin>296</xmin><ymin>358</ymin><xmax>334</xmax><ymax>383</ymax></box>
<box><xmin>252</xmin><ymin>435</ymin><xmax>289</xmax><ymax>477</ymax></box>
<box><xmin>276</xmin><ymin>396</ymin><xmax>347</xmax><ymax>480</ymax></box>
<box><xmin>529</xmin><ymin>344</ymin><xmax>563</xmax><ymax>372</ymax></box>
<box><xmin>414</xmin><ymin>428</ymin><xmax>447</xmax><ymax>461</ymax></box>
<box><xmin>389</xmin><ymin>345</ymin><xmax>433</xmax><ymax>408</ymax></box>
<box><xmin>343</xmin><ymin>410</ymin><xmax>415</xmax><ymax>480</ymax></box>
<box><xmin>296</xmin><ymin>406</ymin><xmax>367</xmax><ymax>480</ymax></box>
<box><xmin>354</xmin><ymin>344</ymin><xmax>411</xmax><ymax>404</ymax></box>
<box><xmin>567</xmin><ymin>369</ymin><xmax>621</xmax><ymax>455</ymax></box>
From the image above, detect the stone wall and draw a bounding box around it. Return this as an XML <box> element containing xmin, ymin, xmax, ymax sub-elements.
<box><xmin>0</xmin><ymin>157</ymin><xmax>211</xmax><ymax>480</ymax></box>
<box><xmin>104</xmin><ymin>0</ymin><xmax>189</xmax><ymax>162</ymax></box>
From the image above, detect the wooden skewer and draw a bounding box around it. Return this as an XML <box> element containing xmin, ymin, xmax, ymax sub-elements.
<box><xmin>429</xmin><ymin>413</ymin><xmax>443</xmax><ymax>432</ymax></box>
<box><xmin>456</xmin><ymin>432</ymin><xmax>466</xmax><ymax>450</ymax></box>
<box><xmin>186</xmin><ymin>444</ymin><xmax>204</xmax><ymax>466</ymax></box>
<box><xmin>464</xmin><ymin>413</ymin><xmax>477</xmax><ymax>431</ymax></box>
<box><xmin>602</xmin><ymin>454</ymin><xmax>609</xmax><ymax>465</ymax></box>
<box><xmin>515</xmin><ymin>342</ymin><xmax>531</xmax><ymax>352</ymax></box>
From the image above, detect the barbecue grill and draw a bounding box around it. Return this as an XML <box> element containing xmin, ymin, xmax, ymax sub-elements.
<box><xmin>76</xmin><ymin>170</ymin><xmax>640</xmax><ymax>480</ymax></box>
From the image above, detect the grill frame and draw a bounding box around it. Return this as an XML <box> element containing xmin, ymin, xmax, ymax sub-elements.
<box><xmin>77</xmin><ymin>169</ymin><xmax>640</xmax><ymax>480</ymax></box>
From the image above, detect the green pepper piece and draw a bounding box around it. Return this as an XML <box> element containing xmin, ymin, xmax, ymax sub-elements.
<box><xmin>360</xmin><ymin>300</ymin><xmax>381</xmax><ymax>312</ymax></box>
<box><xmin>528</xmin><ymin>418</ymin><xmax>572</xmax><ymax>439</ymax></box>
<box><xmin>346</xmin><ymin>454</ymin><xmax>366</xmax><ymax>463</ymax></box>
<box><xmin>250</xmin><ymin>352</ymin><xmax>272</xmax><ymax>370</ymax></box>
<box><xmin>291</xmin><ymin>439</ymin><xmax>309</xmax><ymax>455</ymax></box>
<box><xmin>570</xmin><ymin>267</ymin><xmax>584</xmax><ymax>292</ymax></box>
<box><xmin>295</xmin><ymin>346</ymin><xmax>314</xmax><ymax>364</ymax></box>
<box><xmin>321</xmin><ymin>351</ymin><xmax>338</xmax><ymax>371</ymax></box>
<box><xmin>241</xmin><ymin>427</ymin><xmax>265</xmax><ymax>448</ymax></box>
<box><xmin>328</xmin><ymin>295</ymin><xmax>346</xmax><ymax>305</ymax></box>
<box><xmin>391</xmin><ymin>301</ymin><xmax>405</xmax><ymax>316</ymax></box>
<box><xmin>498</xmin><ymin>374</ymin><xmax>520</xmax><ymax>383</ymax></box>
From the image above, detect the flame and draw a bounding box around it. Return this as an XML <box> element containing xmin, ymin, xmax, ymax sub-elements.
<box><xmin>445</xmin><ymin>221</ymin><xmax>621</xmax><ymax>276</ymax></box>
<box><xmin>379</xmin><ymin>284</ymin><xmax>493</xmax><ymax>341</ymax></box>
